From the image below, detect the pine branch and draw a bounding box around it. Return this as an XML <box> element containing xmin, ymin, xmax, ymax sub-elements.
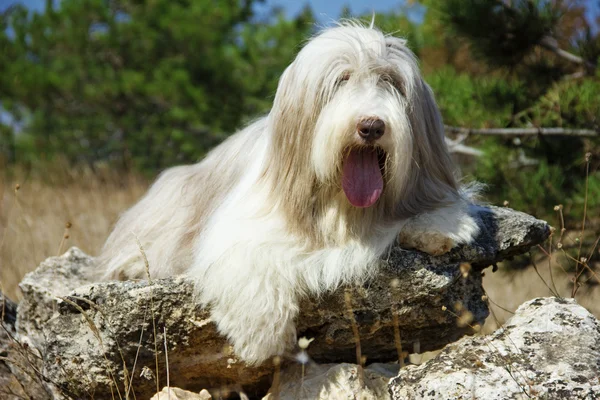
<box><xmin>445</xmin><ymin>136</ymin><xmax>483</xmax><ymax>157</ymax></box>
<box><xmin>445</xmin><ymin>126</ymin><xmax>599</xmax><ymax>137</ymax></box>
<box><xmin>496</xmin><ymin>2</ymin><xmax>596</xmax><ymax>71</ymax></box>
<box><xmin>539</xmin><ymin>36</ymin><xmax>596</xmax><ymax>70</ymax></box>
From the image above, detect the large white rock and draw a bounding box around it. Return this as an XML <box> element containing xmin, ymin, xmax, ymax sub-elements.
<box><xmin>390</xmin><ymin>297</ymin><xmax>600</xmax><ymax>400</ymax></box>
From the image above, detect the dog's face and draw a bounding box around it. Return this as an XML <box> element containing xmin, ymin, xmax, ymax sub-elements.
<box><xmin>268</xmin><ymin>24</ymin><xmax>457</xmax><ymax>223</ymax></box>
<box><xmin>305</xmin><ymin>28</ymin><xmax>418</xmax><ymax>209</ymax></box>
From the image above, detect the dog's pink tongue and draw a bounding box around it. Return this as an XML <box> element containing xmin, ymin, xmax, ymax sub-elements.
<box><xmin>342</xmin><ymin>148</ymin><xmax>383</xmax><ymax>208</ymax></box>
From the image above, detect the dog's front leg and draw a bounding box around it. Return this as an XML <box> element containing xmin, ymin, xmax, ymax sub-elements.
<box><xmin>398</xmin><ymin>200</ymin><xmax>480</xmax><ymax>256</ymax></box>
<box><xmin>195</xmin><ymin>254</ymin><xmax>299</xmax><ymax>365</ymax></box>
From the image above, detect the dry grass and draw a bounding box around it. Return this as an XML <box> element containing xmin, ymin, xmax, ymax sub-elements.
<box><xmin>483</xmin><ymin>233</ymin><xmax>600</xmax><ymax>332</ymax></box>
<box><xmin>0</xmin><ymin>163</ymin><xmax>148</xmax><ymax>300</ymax></box>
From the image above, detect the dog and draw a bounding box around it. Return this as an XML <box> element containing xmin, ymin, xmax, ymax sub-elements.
<box><xmin>98</xmin><ymin>21</ymin><xmax>479</xmax><ymax>365</ymax></box>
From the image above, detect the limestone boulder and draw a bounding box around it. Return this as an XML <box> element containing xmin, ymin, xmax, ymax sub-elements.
<box><xmin>390</xmin><ymin>297</ymin><xmax>600</xmax><ymax>399</ymax></box>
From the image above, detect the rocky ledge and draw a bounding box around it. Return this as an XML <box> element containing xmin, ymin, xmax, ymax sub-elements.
<box><xmin>2</xmin><ymin>206</ymin><xmax>549</xmax><ymax>399</ymax></box>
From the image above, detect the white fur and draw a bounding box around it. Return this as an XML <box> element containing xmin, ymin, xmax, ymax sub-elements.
<box><xmin>98</xmin><ymin>22</ymin><xmax>479</xmax><ymax>365</ymax></box>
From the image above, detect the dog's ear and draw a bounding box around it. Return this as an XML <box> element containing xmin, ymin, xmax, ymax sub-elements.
<box><xmin>269</xmin><ymin>62</ymin><xmax>319</xmax><ymax>139</ymax></box>
<box><xmin>267</xmin><ymin>59</ymin><xmax>327</xmax><ymax>169</ymax></box>
<box><xmin>264</xmin><ymin>61</ymin><xmax>320</xmax><ymax>215</ymax></box>
<box><xmin>399</xmin><ymin>80</ymin><xmax>460</xmax><ymax>215</ymax></box>
<box><xmin>412</xmin><ymin>81</ymin><xmax>456</xmax><ymax>186</ymax></box>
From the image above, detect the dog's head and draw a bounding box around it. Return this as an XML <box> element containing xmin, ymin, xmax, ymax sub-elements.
<box><xmin>267</xmin><ymin>22</ymin><xmax>459</xmax><ymax>222</ymax></box>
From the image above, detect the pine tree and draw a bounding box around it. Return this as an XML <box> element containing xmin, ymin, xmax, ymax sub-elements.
<box><xmin>0</xmin><ymin>0</ymin><xmax>314</xmax><ymax>171</ymax></box>
<box><xmin>431</xmin><ymin>0</ymin><xmax>600</xmax><ymax>219</ymax></box>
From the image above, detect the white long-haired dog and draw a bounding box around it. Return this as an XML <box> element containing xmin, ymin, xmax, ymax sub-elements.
<box><xmin>99</xmin><ymin>22</ymin><xmax>479</xmax><ymax>365</ymax></box>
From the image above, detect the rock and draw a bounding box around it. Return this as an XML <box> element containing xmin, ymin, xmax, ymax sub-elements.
<box><xmin>1</xmin><ymin>292</ymin><xmax>17</xmax><ymax>329</ymax></box>
<box><xmin>263</xmin><ymin>363</ymin><xmax>399</xmax><ymax>400</ymax></box>
<box><xmin>11</xmin><ymin>206</ymin><xmax>549</xmax><ymax>399</ymax></box>
<box><xmin>150</xmin><ymin>386</ymin><xmax>212</xmax><ymax>400</ymax></box>
<box><xmin>0</xmin><ymin>292</ymin><xmax>17</xmax><ymax>356</ymax></box>
<box><xmin>16</xmin><ymin>248</ymin><xmax>93</xmax><ymax>345</ymax></box>
<box><xmin>0</xmin><ymin>362</ymin><xmax>27</xmax><ymax>400</ymax></box>
<box><xmin>390</xmin><ymin>297</ymin><xmax>600</xmax><ymax>399</ymax></box>
<box><xmin>1</xmin><ymin>305</ymin><xmax>23</xmax><ymax>400</ymax></box>
<box><xmin>1</xmin><ymin>331</ymin><xmax>56</xmax><ymax>400</ymax></box>
<box><xmin>198</xmin><ymin>389</ymin><xmax>213</xmax><ymax>399</ymax></box>
<box><xmin>0</xmin><ymin>292</ymin><xmax>24</xmax><ymax>399</ymax></box>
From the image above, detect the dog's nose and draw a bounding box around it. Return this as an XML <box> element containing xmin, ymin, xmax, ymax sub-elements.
<box><xmin>357</xmin><ymin>118</ymin><xmax>385</xmax><ymax>141</ymax></box>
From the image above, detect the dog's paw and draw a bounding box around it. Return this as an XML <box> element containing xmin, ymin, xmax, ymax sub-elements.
<box><xmin>208</xmin><ymin>285</ymin><xmax>299</xmax><ymax>365</ymax></box>
<box><xmin>233</xmin><ymin>321</ymin><xmax>296</xmax><ymax>365</ymax></box>
<box><xmin>398</xmin><ymin>230</ymin><xmax>455</xmax><ymax>256</ymax></box>
<box><xmin>397</xmin><ymin>200</ymin><xmax>480</xmax><ymax>256</ymax></box>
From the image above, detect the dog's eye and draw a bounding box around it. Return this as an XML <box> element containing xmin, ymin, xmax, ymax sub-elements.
<box><xmin>336</xmin><ymin>72</ymin><xmax>350</xmax><ymax>87</ymax></box>
<box><xmin>381</xmin><ymin>75</ymin><xmax>405</xmax><ymax>97</ymax></box>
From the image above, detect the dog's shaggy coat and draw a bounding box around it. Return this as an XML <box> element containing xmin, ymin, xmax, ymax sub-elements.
<box><xmin>99</xmin><ymin>22</ymin><xmax>479</xmax><ymax>364</ymax></box>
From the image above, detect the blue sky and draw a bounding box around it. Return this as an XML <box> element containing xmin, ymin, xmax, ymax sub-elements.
<box><xmin>1</xmin><ymin>0</ymin><xmax>409</xmax><ymax>17</ymax></box>
<box><xmin>3</xmin><ymin>0</ymin><xmax>405</xmax><ymax>19</ymax></box>
<box><xmin>2</xmin><ymin>0</ymin><xmax>598</xmax><ymax>30</ymax></box>
<box><xmin>1</xmin><ymin>0</ymin><xmax>598</xmax><ymax>27</ymax></box>
<box><xmin>253</xmin><ymin>0</ymin><xmax>421</xmax><ymax>22</ymax></box>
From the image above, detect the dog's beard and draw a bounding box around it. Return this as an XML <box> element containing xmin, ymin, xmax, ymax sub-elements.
<box><xmin>341</xmin><ymin>146</ymin><xmax>386</xmax><ymax>208</ymax></box>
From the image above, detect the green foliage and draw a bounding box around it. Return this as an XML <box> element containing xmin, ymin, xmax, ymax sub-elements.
<box><xmin>425</xmin><ymin>67</ymin><xmax>521</xmax><ymax>127</ymax></box>
<box><xmin>470</xmin><ymin>139</ymin><xmax>569</xmax><ymax>217</ymax></box>
<box><xmin>238</xmin><ymin>6</ymin><xmax>315</xmax><ymax>118</ymax></box>
<box><xmin>572</xmin><ymin>170</ymin><xmax>600</xmax><ymax>218</ymax></box>
<box><xmin>0</xmin><ymin>0</ymin><xmax>314</xmax><ymax>171</ymax></box>
<box><xmin>526</xmin><ymin>79</ymin><xmax>600</xmax><ymax>130</ymax></box>
<box><xmin>470</xmin><ymin>136</ymin><xmax>600</xmax><ymax>223</ymax></box>
<box><xmin>438</xmin><ymin>0</ymin><xmax>562</xmax><ymax>67</ymax></box>
<box><xmin>434</xmin><ymin>0</ymin><xmax>599</xmax><ymax>223</ymax></box>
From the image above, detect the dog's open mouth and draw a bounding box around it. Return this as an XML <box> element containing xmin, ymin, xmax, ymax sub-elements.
<box><xmin>342</xmin><ymin>147</ymin><xmax>386</xmax><ymax>208</ymax></box>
